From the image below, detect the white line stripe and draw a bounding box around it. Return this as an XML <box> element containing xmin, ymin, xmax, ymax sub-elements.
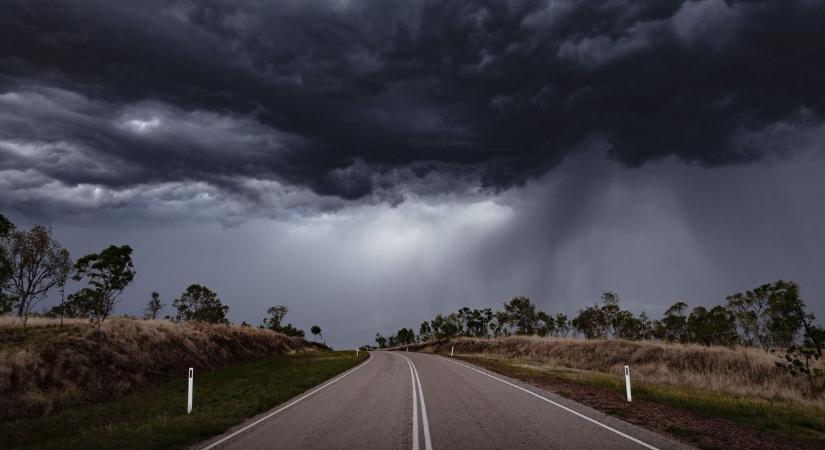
<box><xmin>407</xmin><ymin>358</ymin><xmax>420</xmax><ymax>450</ymax></box>
<box><xmin>400</xmin><ymin>354</ymin><xmax>432</xmax><ymax>450</ymax></box>
<box><xmin>411</xmin><ymin>362</ymin><xmax>433</xmax><ymax>450</ymax></box>
<box><xmin>201</xmin><ymin>352</ymin><xmax>374</xmax><ymax>450</ymax></box>
<box><xmin>445</xmin><ymin>358</ymin><xmax>659</xmax><ymax>450</ymax></box>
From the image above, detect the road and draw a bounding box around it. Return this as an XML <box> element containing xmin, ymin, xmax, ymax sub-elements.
<box><xmin>198</xmin><ymin>351</ymin><xmax>693</xmax><ymax>450</ymax></box>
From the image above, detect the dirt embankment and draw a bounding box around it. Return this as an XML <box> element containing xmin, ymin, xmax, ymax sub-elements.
<box><xmin>0</xmin><ymin>317</ymin><xmax>327</xmax><ymax>420</ymax></box>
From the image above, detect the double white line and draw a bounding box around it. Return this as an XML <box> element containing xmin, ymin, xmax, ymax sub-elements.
<box><xmin>399</xmin><ymin>354</ymin><xmax>433</xmax><ymax>450</ymax></box>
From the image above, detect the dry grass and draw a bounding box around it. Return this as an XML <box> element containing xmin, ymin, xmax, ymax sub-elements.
<box><xmin>0</xmin><ymin>316</ymin><xmax>326</xmax><ymax>421</ymax></box>
<box><xmin>413</xmin><ymin>336</ymin><xmax>823</xmax><ymax>406</ymax></box>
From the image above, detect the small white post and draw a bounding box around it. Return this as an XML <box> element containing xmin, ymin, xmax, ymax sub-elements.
<box><xmin>187</xmin><ymin>368</ymin><xmax>194</xmax><ymax>414</ymax></box>
<box><xmin>356</xmin><ymin>348</ymin><xmax>359</xmax><ymax>357</ymax></box>
<box><xmin>624</xmin><ymin>365</ymin><xmax>632</xmax><ymax>402</ymax></box>
<box><xmin>450</xmin><ymin>346</ymin><xmax>454</xmax><ymax>357</ymax></box>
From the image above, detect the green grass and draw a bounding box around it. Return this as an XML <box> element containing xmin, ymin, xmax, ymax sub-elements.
<box><xmin>460</xmin><ymin>355</ymin><xmax>825</xmax><ymax>448</ymax></box>
<box><xmin>0</xmin><ymin>351</ymin><xmax>366</xmax><ymax>450</ymax></box>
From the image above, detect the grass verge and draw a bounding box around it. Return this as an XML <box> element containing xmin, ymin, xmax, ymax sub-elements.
<box><xmin>0</xmin><ymin>351</ymin><xmax>366</xmax><ymax>450</ymax></box>
<box><xmin>457</xmin><ymin>354</ymin><xmax>825</xmax><ymax>450</ymax></box>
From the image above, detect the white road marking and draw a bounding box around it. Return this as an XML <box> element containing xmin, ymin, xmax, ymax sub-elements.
<box><xmin>445</xmin><ymin>358</ymin><xmax>660</xmax><ymax>450</ymax></box>
<box><xmin>400</xmin><ymin>354</ymin><xmax>433</xmax><ymax>450</ymax></box>
<box><xmin>201</xmin><ymin>352</ymin><xmax>375</xmax><ymax>450</ymax></box>
<box><xmin>408</xmin><ymin>358</ymin><xmax>420</xmax><ymax>450</ymax></box>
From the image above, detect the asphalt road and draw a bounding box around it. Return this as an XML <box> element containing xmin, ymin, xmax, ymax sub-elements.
<box><xmin>198</xmin><ymin>351</ymin><xmax>693</xmax><ymax>450</ymax></box>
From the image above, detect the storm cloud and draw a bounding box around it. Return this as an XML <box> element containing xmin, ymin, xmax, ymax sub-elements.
<box><xmin>2</xmin><ymin>0</ymin><xmax>825</xmax><ymax>216</ymax></box>
<box><xmin>1</xmin><ymin>1</ymin><xmax>825</xmax><ymax>346</ymax></box>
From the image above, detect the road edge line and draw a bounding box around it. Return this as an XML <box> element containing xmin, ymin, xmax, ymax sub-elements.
<box><xmin>445</xmin><ymin>357</ymin><xmax>659</xmax><ymax>450</ymax></box>
<box><xmin>200</xmin><ymin>352</ymin><xmax>374</xmax><ymax>450</ymax></box>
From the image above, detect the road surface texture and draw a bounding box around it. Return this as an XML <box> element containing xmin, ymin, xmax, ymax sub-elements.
<box><xmin>197</xmin><ymin>351</ymin><xmax>693</xmax><ymax>450</ymax></box>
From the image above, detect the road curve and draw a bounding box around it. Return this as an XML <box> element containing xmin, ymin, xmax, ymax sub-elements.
<box><xmin>197</xmin><ymin>351</ymin><xmax>693</xmax><ymax>450</ymax></box>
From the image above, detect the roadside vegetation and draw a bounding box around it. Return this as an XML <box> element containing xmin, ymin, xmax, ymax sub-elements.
<box><xmin>0</xmin><ymin>317</ymin><xmax>327</xmax><ymax>421</ymax></box>
<box><xmin>0</xmin><ymin>351</ymin><xmax>366</xmax><ymax>450</ymax></box>
<box><xmin>375</xmin><ymin>285</ymin><xmax>824</xmax><ymax>399</ymax></box>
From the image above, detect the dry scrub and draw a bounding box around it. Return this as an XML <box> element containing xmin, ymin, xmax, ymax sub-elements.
<box><xmin>0</xmin><ymin>317</ymin><xmax>325</xmax><ymax>420</ymax></box>
<box><xmin>412</xmin><ymin>336</ymin><xmax>821</xmax><ymax>405</ymax></box>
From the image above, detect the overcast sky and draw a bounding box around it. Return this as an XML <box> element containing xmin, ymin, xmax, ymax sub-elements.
<box><xmin>1</xmin><ymin>0</ymin><xmax>824</xmax><ymax>348</ymax></box>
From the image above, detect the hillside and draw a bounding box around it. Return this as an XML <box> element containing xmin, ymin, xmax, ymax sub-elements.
<box><xmin>0</xmin><ymin>317</ymin><xmax>327</xmax><ymax>421</ymax></box>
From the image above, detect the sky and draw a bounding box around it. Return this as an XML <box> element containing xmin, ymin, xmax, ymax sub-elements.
<box><xmin>1</xmin><ymin>0</ymin><xmax>824</xmax><ymax>348</ymax></box>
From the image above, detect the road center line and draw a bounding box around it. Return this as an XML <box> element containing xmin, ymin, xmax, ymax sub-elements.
<box><xmin>399</xmin><ymin>354</ymin><xmax>433</xmax><ymax>450</ymax></box>
<box><xmin>445</xmin><ymin>357</ymin><xmax>659</xmax><ymax>450</ymax></box>
<box><xmin>201</xmin><ymin>352</ymin><xmax>374</xmax><ymax>450</ymax></box>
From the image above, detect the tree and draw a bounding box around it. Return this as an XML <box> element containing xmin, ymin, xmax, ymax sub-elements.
<box><xmin>765</xmin><ymin>281</ymin><xmax>805</xmax><ymax>349</ymax></box>
<box><xmin>686</xmin><ymin>306</ymin><xmax>738</xmax><ymax>346</ymax></box>
<box><xmin>552</xmin><ymin>313</ymin><xmax>571</xmax><ymax>337</ymax></box>
<box><xmin>464</xmin><ymin>308</ymin><xmax>493</xmax><ymax>337</ymax></box>
<box><xmin>276</xmin><ymin>323</ymin><xmax>305</xmax><ymax>337</ymax></box>
<box><xmin>73</xmin><ymin>245</ymin><xmax>135</xmax><ymax>328</ymax></box>
<box><xmin>656</xmin><ymin>302</ymin><xmax>689</xmax><ymax>342</ymax></box>
<box><xmin>726</xmin><ymin>280</ymin><xmax>804</xmax><ymax>350</ymax></box>
<box><xmin>430</xmin><ymin>314</ymin><xmax>461</xmax><ymax>339</ymax></box>
<box><xmin>726</xmin><ymin>285</ymin><xmax>771</xmax><ymax>348</ymax></box>
<box><xmin>613</xmin><ymin>310</ymin><xmax>643</xmax><ymax>340</ymax></box>
<box><xmin>262</xmin><ymin>305</ymin><xmax>304</xmax><ymax>337</ymax></box>
<box><xmin>537</xmin><ymin>311</ymin><xmax>553</xmax><ymax>337</ymax></box>
<box><xmin>572</xmin><ymin>304</ymin><xmax>606</xmax><ymax>339</ymax></box>
<box><xmin>774</xmin><ymin>292</ymin><xmax>824</xmax><ymax>398</ymax></box>
<box><xmin>265</xmin><ymin>305</ymin><xmax>289</xmax><ymax>329</ymax></box>
<box><xmin>396</xmin><ymin>328</ymin><xmax>416</xmax><ymax>345</ymax></box>
<box><xmin>503</xmin><ymin>296</ymin><xmax>538</xmax><ymax>335</ymax></box>
<box><xmin>600</xmin><ymin>291</ymin><xmax>621</xmax><ymax>338</ymax></box>
<box><xmin>173</xmin><ymin>284</ymin><xmax>229</xmax><ymax>324</ymax></box>
<box><xmin>491</xmin><ymin>310</ymin><xmax>511</xmax><ymax>337</ymax></box>
<box><xmin>419</xmin><ymin>321</ymin><xmax>433</xmax><ymax>341</ymax></box>
<box><xmin>0</xmin><ymin>215</ymin><xmax>16</xmax><ymax>315</ymax></box>
<box><xmin>51</xmin><ymin>287</ymin><xmax>96</xmax><ymax>319</ymax></box>
<box><xmin>375</xmin><ymin>333</ymin><xmax>388</xmax><ymax>349</ymax></box>
<box><xmin>3</xmin><ymin>224</ymin><xmax>72</xmax><ymax>327</ymax></box>
<box><xmin>144</xmin><ymin>291</ymin><xmax>164</xmax><ymax>320</ymax></box>
<box><xmin>311</xmin><ymin>324</ymin><xmax>322</xmax><ymax>342</ymax></box>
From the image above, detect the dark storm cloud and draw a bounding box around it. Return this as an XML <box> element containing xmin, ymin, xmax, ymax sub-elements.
<box><xmin>1</xmin><ymin>0</ymin><xmax>825</xmax><ymax>214</ymax></box>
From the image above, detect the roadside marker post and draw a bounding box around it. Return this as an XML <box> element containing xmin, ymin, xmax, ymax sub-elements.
<box><xmin>450</xmin><ymin>346</ymin><xmax>454</xmax><ymax>357</ymax></box>
<box><xmin>356</xmin><ymin>348</ymin><xmax>359</xmax><ymax>357</ymax></box>
<box><xmin>187</xmin><ymin>368</ymin><xmax>194</xmax><ymax>413</ymax></box>
<box><xmin>624</xmin><ymin>365</ymin><xmax>632</xmax><ymax>402</ymax></box>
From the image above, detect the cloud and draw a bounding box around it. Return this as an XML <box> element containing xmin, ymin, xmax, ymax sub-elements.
<box><xmin>1</xmin><ymin>0</ymin><xmax>824</xmax><ymax>219</ymax></box>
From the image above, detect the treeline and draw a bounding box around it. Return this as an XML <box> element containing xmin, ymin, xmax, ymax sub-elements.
<box><xmin>374</xmin><ymin>281</ymin><xmax>825</xmax><ymax>396</ymax></box>
<box><xmin>0</xmin><ymin>214</ymin><xmax>319</xmax><ymax>339</ymax></box>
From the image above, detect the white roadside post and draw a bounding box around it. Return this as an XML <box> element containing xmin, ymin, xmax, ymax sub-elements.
<box><xmin>356</xmin><ymin>348</ymin><xmax>359</xmax><ymax>357</ymax></box>
<box><xmin>624</xmin><ymin>365</ymin><xmax>632</xmax><ymax>402</ymax></box>
<box><xmin>187</xmin><ymin>368</ymin><xmax>194</xmax><ymax>414</ymax></box>
<box><xmin>450</xmin><ymin>346</ymin><xmax>454</xmax><ymax>357</ymax></box>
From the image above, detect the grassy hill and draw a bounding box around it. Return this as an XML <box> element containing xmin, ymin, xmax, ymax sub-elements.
<box><xmin>0</xmin><ymin>316</ymin><xmax>327</xmax><ymax>421</ymax></box>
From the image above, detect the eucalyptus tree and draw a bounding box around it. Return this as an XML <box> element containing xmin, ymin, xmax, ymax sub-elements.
<box><xmin>3</xmin><ymin>223</ymin><xmax>72</xmax><ymax>327</ymax></box>
<box><xmin>173</xmin><ymin>284</ymin><xmax>228</xmax><ymax>324</ymax></box>
<box><xmin>73</xmin><ymin>245</ymin><xmax>136</xmax><ymax>328</ymax></box>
